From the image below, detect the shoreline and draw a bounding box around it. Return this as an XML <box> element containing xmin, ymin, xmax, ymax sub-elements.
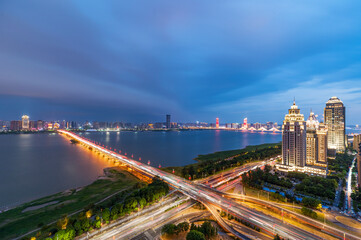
<box><xmin>0</xmin><ymin>166</ymin><xmax>127</xmax><ymax>213</ymax></box>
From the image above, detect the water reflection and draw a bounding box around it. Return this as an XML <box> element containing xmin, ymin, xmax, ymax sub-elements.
<box><xmin>0</xmin><ymin>130</ymin><xmax>281</xmax><ymax>209</ymax></box>
<box><xmin>0</xmin><ymin>133</ymin><xmax>114</xmax><ymax>208</ymax></box>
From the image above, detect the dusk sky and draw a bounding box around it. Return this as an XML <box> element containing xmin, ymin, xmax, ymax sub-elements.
<box><xmin>1</xmin><ymin>1</ymin><xmax>361</xmax><ymax>124</ymax></box>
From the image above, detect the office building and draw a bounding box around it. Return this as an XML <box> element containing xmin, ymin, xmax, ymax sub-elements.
<box><xmin>353</xmin><ymin>134</ymin><xmax>361</xmax><ymax>151</ymax></box>
<box><xmin>324</xmin><ymin>97</ymin><xmax>345</xmax><ymax>152</ymax></box>
<box><xmin>37</xmin><ymin>120</ymin><xmax>44</xmax><ymax>130</ymax></box>
<box><xmin>358</xmin><ymin>143</ymin><xmax>361</xmax><ymax>187</ymax></box>
<box><xmin>10</xmin><ymin>120</ymin><xmax>22</xmax><ymax>131</ymax></box>
<box><xmin>216</xmin><ymin>118</ymin><xmax>219</xmax><ymax>128</ymax></box>
<box><xmin>280</xmin><ymin>100</ymin><xmax>307</xmax><ymax>168</ymax></box>
<box><xmin>29</xmin><ymin>121</ymin><xmax>37</xmax><ymax>130</ymax></box>
<box><xmin>21</xmin><ymin>115</ymin><xmax>30</xmax><ymax>130</ymax></box>
<box><xmin>276</xmin><ymin>101</ymin><xmax>327</xmax><ymax>176</ymax></box>
<box><xmin>306</xmin><ymin>111</ymin><xmax>328</xmax><ymax>168</ymax></box>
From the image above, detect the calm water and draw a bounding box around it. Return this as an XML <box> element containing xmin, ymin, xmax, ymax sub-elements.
<box><xmin>0</xmin><ymin>130</ymin><xmax>282</xmax><ymax>207</ymax></box>
<box><xmin>2</xmin><ymin>129</ymin><xmax>360</xmax><ymax>208</ymax></box>
<box><xmin>80</xmin><ymin>130</ymin><xmax>282</xmax><ymax>167</ymax></box>
<box><xmin>0</xmin><ymin>133</ymin><xmax>113</xmax><ymax>208</ymax></box>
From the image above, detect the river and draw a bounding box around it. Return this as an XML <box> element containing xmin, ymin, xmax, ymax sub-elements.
<box><xmin>0</xmin><ymin>130</ymin><xmax>281</xmax><ymax>208</ymax></box>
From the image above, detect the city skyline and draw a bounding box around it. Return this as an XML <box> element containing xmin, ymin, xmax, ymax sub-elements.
<box><xmin>1</xmin><ymin>1</ymin><xmax>361</xmax><ymax>123</ymax></box>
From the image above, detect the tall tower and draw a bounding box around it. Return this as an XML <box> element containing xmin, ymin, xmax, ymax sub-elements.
<box><xmin>216</xmin><ymin>118</ymin><xmax>219</xmax><ymax>128</ymax></box>
<box><xmin>281</xmin><ymin>101</ymin><xmax>306</xmax><ymax>167</ymax></box>
<box><xmin>21</xmin><ymin>115</ymin><xmax>30</xmax><ymax>130</ymax></box>
<box><xmin>166</xmin><ymin>114</ymin><xmax>171</xmax><ymax>129</ymax></box>
<box><xmin>324</xmin><ymin>97</ymin><xmax>345</xmax><ymax>152</ymax></box>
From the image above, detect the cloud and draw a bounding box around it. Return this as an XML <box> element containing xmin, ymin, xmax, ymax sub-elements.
<box><xmin>0</xmin><ymin>0</ymin><xmax>361</xmax><ymax>123</ymax></box>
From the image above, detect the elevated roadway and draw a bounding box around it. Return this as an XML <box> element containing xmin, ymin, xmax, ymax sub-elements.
<box><xmin>58</xmin><ymin>130</ymin><xmax>332</xmax><ymax>240</ymax></box>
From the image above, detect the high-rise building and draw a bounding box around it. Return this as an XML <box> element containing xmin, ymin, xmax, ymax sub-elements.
<box><xmin>324</xmin><ymin>97</ymin><xmax>345</xmax><ymax>152</ymax></box>
<box><xmin>216</xmin><ymin>118</ymin><xmax>219</xmax><ymax>128</ymax></box>
<box><xmin>21</xmin><ymin>115</ymin><xmax>30</xmax><ymax>130</ymax></box>
<box><xmin>29</xmin><ymin>121</ymin><xmax>37</xmax><ymax>130</ymax></box>
<box><xmin>166</xmin><ymin>114</ymin><xmax>171</xmax><ymax>129</ymax></box>
<box><xmin>306</xmin><ymin>111</ymin><xmax>328</xmax><ymax>167</ymax></box>
<box><xmin>358</xmin><ymin>142</ymin><xmax>361</xmax><ymax>188</ymax></box>
<box><xmin>280</xmin><ymin>101</ymin><xmax>306</xmax><ymax>168</ymax></box>
<box><xmin>277</xmin><ymin>101</ymin><xmax>327</xmax><ymax>176</ymax></box>
<box><xmin>10</xmin><ymin>120</ymin><xmax>22</xmax><ymax>131</ymax></box>
<box><xmin>354</xmin><ymin>134</ymin><xmax>361</xmax><ymax>151</ymax></box>
<box><xmin>37</xmin><ymin>120</ymin><xmax>44</xmax><ymax>130</ymax></box>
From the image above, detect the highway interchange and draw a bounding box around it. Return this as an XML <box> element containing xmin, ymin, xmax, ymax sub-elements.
<box><xmin>58</xmin><ymin>130</ymin><xmax>361</xmax><ymax>240</ymax></box>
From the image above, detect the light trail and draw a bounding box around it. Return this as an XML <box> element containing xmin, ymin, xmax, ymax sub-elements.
<box><xmin>58</xmin><ymin>130</ymin><xmax>328</xmax><ymax>240</ymax></box>
<box><xmin>346</xmin><ymin>156</ymin><xmax>356</xmax><ymax>214</ymax></box>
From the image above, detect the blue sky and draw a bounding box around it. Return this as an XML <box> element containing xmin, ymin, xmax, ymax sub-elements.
<box><xmin>0</xmin><ymin>1</ymin><xmax>361</xmax><ymax>124</ymax></box>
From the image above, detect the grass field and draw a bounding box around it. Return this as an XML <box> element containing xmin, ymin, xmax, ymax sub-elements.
<box><xmin>0</xmin><ymin>167</ymin><xmax>140</xmax><ymax>240</ymax></box>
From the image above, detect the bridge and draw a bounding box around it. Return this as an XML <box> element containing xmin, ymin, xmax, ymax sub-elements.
<box><xmin>58</xmin><ymin>130</ymin><xmax>356</xmax><ymax>240</ymax></box>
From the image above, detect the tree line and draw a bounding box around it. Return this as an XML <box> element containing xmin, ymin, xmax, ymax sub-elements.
<box><xmin>182</xmin><ymin>145</ymin><xmax>281</xmax><ymax>180</ymax></box>
<box><xmin>33</xmin><ymin>178</ymin><xmax>169</xmax><ymax>240</ymax></box>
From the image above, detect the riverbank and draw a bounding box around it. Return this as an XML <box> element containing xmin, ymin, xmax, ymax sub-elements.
<box><xmin>0</xmin><ymin>130</ymin><xmax>56</xmax><ymax>135</ymax></box>
<box><xmin>0</xmin><ymin>167</ymin><xmax>141</xmax><ymax>240</ymax></box>
<box><xmin>162</xmin><ymin>142</ymin><xmax>281</xmax><ymax>179</ymax></box>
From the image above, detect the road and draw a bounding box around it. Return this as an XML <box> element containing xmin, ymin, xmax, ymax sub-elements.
<box><xmin>346</xmin><ymin>157</ymin><xmax>356</xmax><ymax>214</ymax></box>
<box><xmin>58</xmin><ymin>130</ymin><xmax>332</xmax><ymax>240</ymax></box>
<box><xmin>94</xmin><ymin>198</ymin><xmax>191</xmax><ymax>240</ymax></box>
<box><xmin>221</xmin><ymin>191</ymin><xmax>361</xmax><ymax>240</ymax></box>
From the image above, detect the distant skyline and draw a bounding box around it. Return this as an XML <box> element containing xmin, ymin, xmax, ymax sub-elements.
<box><xmin>1</xmin><ymin>1</ymin><xmax>361</xmax><ymax>124</ymax></box>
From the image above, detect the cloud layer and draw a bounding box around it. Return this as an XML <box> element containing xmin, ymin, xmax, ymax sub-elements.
<box><xmin>0</xmin><ymin>0</ymin><xmax>361</xmax><ymax>123</ymax></box>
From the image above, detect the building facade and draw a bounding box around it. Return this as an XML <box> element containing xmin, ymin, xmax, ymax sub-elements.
<box><xmin>353</xmin><ymin>134</ymin><xmax>361</xmax><ymax>151</ymax></box>
<box><xmin>324</xmin><ymin>97</ymin><xmax>345</xmax><ymax>152</ymax></box>
<box><xmin>21</xmin><ymin>115</ymin><xmax>30</xmax><ymax>130</ymax></box>
<box><xmin>280</xmin><ymin>101</ymin><xmax>306</xmax><ymax>167</ymax></box>
<box><xmin>10</xmin><ymin>120</ymin><xmax>22</xmax><ymax>131</ymax></box>
<box><xmin>357</xmin><ymin>143</ymin><xmax>361</xmax><ymax>187</ymax></box>
<box><xmin>306</xmin><ymin>111</ymin><xmax>328</xmax><ymax>168</ymax></box>
<box><xmin>277</xmin><ymin>102</ymin><xmax>327</xmax><ymax>176</ymax></box>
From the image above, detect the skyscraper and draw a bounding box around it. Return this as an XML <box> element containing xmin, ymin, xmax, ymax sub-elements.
<box><xmin>306</xmin><ymin>111</ymin><xmax>328</xmax><ymax>167</ymax></box>
<box><xmin>21</xmin><ymin>115</ymin><xmax>30</xmax><ymax>130</ymax></box>
<box><xmin>281</xmin><ymin>101</ymin><xmax>306</xmax><ymax>168</ymax></box>
<box><xmin>216</xmin><ymin>118</ymin><xmax>219</xmax><ymax>128</ymax></box>
<box><xmin>166</xmin><ymin>114</ymin><xmax>171</xmax><ymax>129</ymax></box>
<box><xmin>324</xmin><ymin>97</ymin><xmax>345</xmax><ymax>152</ymax></box>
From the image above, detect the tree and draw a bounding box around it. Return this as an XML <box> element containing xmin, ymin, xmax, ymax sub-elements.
<box><xmin>81</xmin><ymin>218</ymin><xmax>90</xmax><ymax>232</ymax></box>
<box><xmin>200</xmin><ymin>221</ymin><xmax>216</xmax><ymax>237</ymax></box>
<box><xmin>57</xmin><ymin>215</ymin><xmax>69</xmax><ymax>230</ymax></box>
<box><xmin>111</xmin><ymin>205</ymin><xmax>119</xmax><ymax>220</ymax></box>
<box><xmin>94</xmin><ymin>216</ymin><xmax>101</xmax><ymax>229</ymax></box>
<box><xmin>178</xmin><ymin>222</ymin><xmax>190</xmax><ymax>232</ymax></box>
<box><xmin>102</xmin><ymin>208</ymin><xmax>110</xmax><ymax>222</ymax></box>
<box><xmin>53</xmin><ymin>229</ymin><xmax>75</xmax><ymax>240</ymax></box>
<box><xmin>162</xmin><ymin>223</ymin><xmax>177</xmax><ymax>235</ymax></box>
<box><xmin>301</xmin><ymin>207</ymin><xmax>317</xmax><ymax>219</ymax></box>
<box><xmin>186</xmin><ymin>230</ymin><xmax>206</xmax><ymax>240</ymax></box>
<box><xmin>302</xmin><ymin>197</ymin><xmax>321</xmax><ymax>209</ymax></box>
<box><xmin>138</xmin><ymin>197</ymin><xmax>147</xmax><ymax>209</ymax></box>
